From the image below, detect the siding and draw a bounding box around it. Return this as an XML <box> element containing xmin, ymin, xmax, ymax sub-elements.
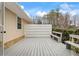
<box><xmin>4</xmin><ymin>8</ymin><xmax>25</xmax><ymax>43</ymax></box>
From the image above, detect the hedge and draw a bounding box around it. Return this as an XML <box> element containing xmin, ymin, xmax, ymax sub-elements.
<box><xmin>53</xmin><ymin>28</ymin><xmax>79</xmax><ymax>35</ymax></box>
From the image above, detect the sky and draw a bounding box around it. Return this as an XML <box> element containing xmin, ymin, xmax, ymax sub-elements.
<box><xmin>18</xmin><ymin>2</ymin><xmax>79</xmax><ymax>17</ymax></box>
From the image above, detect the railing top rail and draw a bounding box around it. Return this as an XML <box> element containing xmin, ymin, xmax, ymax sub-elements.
<box><xmin>65</xmin><ymin>41</ymin><xmax>79</xmax><ymax>48</ymax></box>
<box><xmin>70</xmin><ymin>34</ymin><xmax>79</xmax><ymax>39</ymax></box>
<box><xmin>52</xmin><ymin>31</ymin><xmax>79</xmax><ymax>39</ymax></box>
<box><xmin>53</xmin><ymin>31</ymin><xmax>62</xmax><ymax>35</ymax></box>
<box><xmin>51</xmin><ymin>34</ymin><xmax>60</xmax><ymax>39</ymax></box>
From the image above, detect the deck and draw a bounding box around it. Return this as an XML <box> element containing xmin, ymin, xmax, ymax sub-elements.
<box><xmin>4</xmin><ymin>37</ymin><xmax>79</xmax><ymax>56</ymax></box>
<box><xmin>0</xmin><ymin>47</ymin><xmax>3</xmax><ymax>56</ymax></box>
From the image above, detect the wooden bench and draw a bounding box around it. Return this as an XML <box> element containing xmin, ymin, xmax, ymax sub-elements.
<box><xmin>65</xmin><ymin>41</ymin><xmax>79</xmax><ymax>49</ymax></box>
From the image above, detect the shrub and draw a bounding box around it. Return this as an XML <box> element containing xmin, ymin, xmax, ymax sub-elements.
<box><xmin>53</xmin><ymin>29</ymin><xmax>75</xmax><ymax>34</ymax></box>
<box><xmin>67</xmin><ymin>30</ymin><xmax>75</xmax><ymax>34</ymax></box>
<box><xmin>62</xmin><ymin>30</ymin><xmax>70</xmax><ymax>43</ymax></box>
<box><xmin>52</xmin><ymin>29</ymin><xmax>64</xmax><ymax>32</ymax></box>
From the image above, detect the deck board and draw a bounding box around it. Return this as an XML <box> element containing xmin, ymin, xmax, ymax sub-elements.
<box><xmin>0</xmin><ymin>47</ymin><xmax>3</xmax><ymax>56</ymax></box>
<box><xmin>4</xmin><ymin>38</ymin><xmax>79</xmax><ymax>56</ymax></box>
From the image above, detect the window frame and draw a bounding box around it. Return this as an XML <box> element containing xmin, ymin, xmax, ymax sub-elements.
<box><xmin>16</xmin><ymin>16</ymin><xmax>22</xmax><ymax>29</ymax></box>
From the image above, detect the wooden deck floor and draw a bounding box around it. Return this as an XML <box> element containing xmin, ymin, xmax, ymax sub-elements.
<box><xmin>4</xmin><ymin>38</ymin><xmax>79</xmax><ymax>56</ymax></box>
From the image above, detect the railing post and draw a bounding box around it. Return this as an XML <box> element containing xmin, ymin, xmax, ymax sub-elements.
<box><xmin>58</xmin><ymin>33</ymin><xmax>62</xmax><ymax>42</ymax></box>
<box><xmin>60</xmin><ymin>33</ymin><xmax>62</xmax><ymax>42</ymax></box>
<box><xmin>71</xmin><ymin>37</ymin><xmax>74</xmax><ymax>42</ymax></box>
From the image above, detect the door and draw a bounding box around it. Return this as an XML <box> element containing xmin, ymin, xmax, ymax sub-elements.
<box><xmin>0</xmin><ymin>2</ymin><xmax>3</xmax><ymax>56</ymax></box>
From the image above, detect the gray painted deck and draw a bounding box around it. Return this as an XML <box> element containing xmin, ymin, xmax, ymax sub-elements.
<box><xmin>0</xmin><ymin>47</ymin><xmax>3</xmax><ymax>56</ymax></box>
<box><xmin>4</xmin><ymin>38</ymin><xmax>79</xmax><ymax>56</ymax></box>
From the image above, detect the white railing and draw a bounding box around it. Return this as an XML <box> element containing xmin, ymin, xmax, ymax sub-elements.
<box><xmin>52</xmin><ymin>31</ymin><xmax>79</xmax><ymax>42</ymax></box>
<box><xmin>70</xmin><ymin>34</ymin><xmax>79</xmax><ymax>42</ymax></box>
<box><xmin>65</xmin><ymin>34</ymin><xmax>79</xmax><ymax>50</ymax></box>
<box><xmin>51</xmin><ymin>31</ymin><xmax>62</xmax><ymax>42</ymax></box>
<box><xmin>51</xmin><ymin>31</ymin><xmax>79</xmax><ymax>50</ymax></box>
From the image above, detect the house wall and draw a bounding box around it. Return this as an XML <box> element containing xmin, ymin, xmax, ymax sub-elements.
<box><xmin>0</xmin><ymin>3</ymin><xmax>3</xmax><ymax>45</ymax></box>
<box><xmin>4</xmin><ymin>8</ymin><xmax>24</xmax><ymax>43</ymax></box>
<box><xmin>4</xmin><ymin>8</ymin><xmax>29</xmax><ymax>45</ymax></box>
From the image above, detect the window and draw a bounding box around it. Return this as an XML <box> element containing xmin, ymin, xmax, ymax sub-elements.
<box><xmin>17</xmin><ymin>17</ymin><xmax>22</xmax><ymax>29</ymax></box>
